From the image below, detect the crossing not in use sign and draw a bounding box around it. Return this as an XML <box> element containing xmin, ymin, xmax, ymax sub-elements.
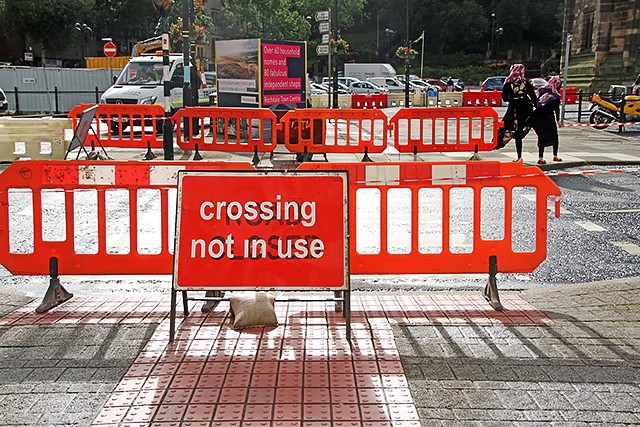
<box><xmin>173</xmin><ymin>170</ymin><xmax>349</xmax><ymax>291</ymax></box>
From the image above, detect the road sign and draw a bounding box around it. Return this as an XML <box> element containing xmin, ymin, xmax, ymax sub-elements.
<box><xmin>315</xmin><ymin>10</ymin><xmax>330</xmax><ymax>21</ymax></box>
<box><xmin>103</xmin><ymin>42</ymin><xmax>117</xmax><ymax>57</ymax></box>
<box><xmin>316</xmin><ymin>44</ymin><xmax>330</xmax><ymax>56</ymax></box>
<box><xmin>322</xmin><ymin>34</ymin><xmax>330</xmax><ymax>44</ymax></box>
<box><xmin>173</xmin><ymin>171</ymin><xmax>348</xmax><ymax>290</ymax></box>
<box><xmin>318</xmin><ymin>22</ymin><xmax>330</xmax><ymax>33</ymax></box>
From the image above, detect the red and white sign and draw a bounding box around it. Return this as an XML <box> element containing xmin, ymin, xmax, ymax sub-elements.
<box><xmin>103</xmin><ymin>42</ymin><xmax>117</xmax><ymax>57</ymax></box>
<box><xmin>173</xmin><ymin>171</ymin><xmax>348</xmax><ymax>290</ymax></box>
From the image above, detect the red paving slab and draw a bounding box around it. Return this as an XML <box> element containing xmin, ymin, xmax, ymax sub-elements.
<box><xmin>0</xmin><ymin>292</ymin><xmax>551</xmax><ymax>426</ymax></box>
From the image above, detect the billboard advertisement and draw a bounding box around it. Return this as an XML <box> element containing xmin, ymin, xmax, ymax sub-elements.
<box><xmin>216</xmin><ymin>39</ymin><xmax>260</xmax><ymax>107</ymax></box>
<box><xmin>261</xmin><ymin>40</ymin><xmax>307</xmax><ymax>109</ymax></box>
<box><xmin>215</xmin><ymin>39</ymin><xmax>307</xmax><ymax>109</ymax></box>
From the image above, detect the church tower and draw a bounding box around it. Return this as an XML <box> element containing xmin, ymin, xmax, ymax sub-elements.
<box><xmin>564</xmin><ymin>0</ymin><xmax>640</xmax><ymax>91</ymax></box>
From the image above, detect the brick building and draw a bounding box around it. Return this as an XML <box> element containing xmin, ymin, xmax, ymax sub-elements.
<box><xmin>564</xmin><ymin>0</ymin><xmax>640</xmax><ymax>91</ymax></box>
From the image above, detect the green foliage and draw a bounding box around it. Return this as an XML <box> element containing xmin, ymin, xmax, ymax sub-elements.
<box><xmin>218</xmin><ymin>0</ymin><xmax>311</xmax><ymax>40</ymax></box>
<box><xmin>2</xmin><ymin>0</ymin><xmax>94</xmax><ymax>54</ymax></box>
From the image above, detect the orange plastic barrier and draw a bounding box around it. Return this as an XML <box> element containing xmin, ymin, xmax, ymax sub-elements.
<box><xmin>68</xmin><ymin>104</ymin><xmax>166</xmax><ymax>149</ymax></box>
<box><xmin>0</xmin><ymin>160</ymin><xmax>255</xmax><ymax>276</ymax></box>
<box><xmin>298</xmin><ymin>161</ymin><xmax>561</xmax><ymax>275</ymax></box>
<box><xmin>172</xmin><ymin>107</ymin><xmax>278</xmax><ymax>156</ymax></box>
<box><xmin>351</xmin><ymin>93</ymin><xmax>388</xmax><ymax>109</ymax></box>
<box><xmin>390</xmin><ymin>107</ymin><xmax>502</xmax><ymax>153</ymax></box>
<box><xmin>463</xmin><ymin>90</ymin><xmax>503</xmax><ymax>107</ymax></box>
<box><xmin>278</xmin><ymin>108</ymin><xmax>390</xmax><ymax>159</ymax></box>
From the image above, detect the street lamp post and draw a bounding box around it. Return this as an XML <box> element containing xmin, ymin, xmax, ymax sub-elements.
<box><xmin>495</xmin><ymin>27</ymin><xmax>503</xmax><ymax>65</ymax></box>
<box><xmin>73</xmin><ymin>23</ymin><xmax>93</xmax><ymax>68</ymax></box>
<box><xmin>561</xmin><ymin>33</ymin><xmax>573</xmax><ymax>123</ymax></box>
<box><xmin>490</xmin><ymin>13</ymin><xmax>496</xmax><ymax>64</ymax></box>
<box><xmin>101</xmin><ymin>37</ymin><xmax>114</xmax><ymax>82</ymax></box>
<box><xmin>332</xmin><ymin>0</ymin><xmax>338</xmax><ymax>108</ymax></box>
<box><xmin>404</xmin><ymin>0</ymin><xmax>410</xmax><ymax>107</ymax></box>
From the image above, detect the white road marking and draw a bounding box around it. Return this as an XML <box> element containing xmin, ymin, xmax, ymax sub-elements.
<box><xmin>612</xmin><ymin>242</ymin><xmax>640</xmax><ymax>255</ymax></box>
<box><xmin>575</xmin><ymin>220</ymin><xmax>607</xmax><ymax>231</ymax></box>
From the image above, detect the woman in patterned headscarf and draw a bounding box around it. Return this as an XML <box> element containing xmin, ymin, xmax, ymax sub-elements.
<box><xmin>495</xmin><ymin>64</ymin><xmax>537</xmax><ymax>161</ymax></box>
<box><xmin>532</xmin><ymin>76</ymin><xmax>563</xmax><ymax>164</ymax></box>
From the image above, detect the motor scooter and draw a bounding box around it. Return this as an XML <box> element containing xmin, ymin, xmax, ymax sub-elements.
<box><xmin>589</xmin><ymin>85</ymin><xmax>640</xmax><ymax>129</ymax></box>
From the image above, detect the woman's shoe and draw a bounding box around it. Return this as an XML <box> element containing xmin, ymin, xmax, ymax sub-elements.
<box><xmin>537</xmin><ymin>158</ymin><xmax>547</xmax><ymax>165</ymax></box>
<box><xmin>553</xmin><ymin>156</ymin><xmax>562</xmax><ymax>162</ymax></box>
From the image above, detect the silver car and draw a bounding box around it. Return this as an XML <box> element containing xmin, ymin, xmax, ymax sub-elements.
<box><xmin>348</xmin><ymin>80</ymin><xmax>385</xmax><ymax>94</ymax></box>
<box><xmin>0</xmin><ymin>87</ymin><xmax>8</xmax><ymax>112</ymax></box>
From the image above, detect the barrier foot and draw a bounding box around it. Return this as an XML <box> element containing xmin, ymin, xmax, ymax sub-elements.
<box><xmin>201</xmin><ymin>290</ymin><xmax>224</xmax><ymax>312</ymax></box>
<box><xmin>296</xmin><ymin>147</ymin><xmax>313</xmax><ymax>162</ymax></box>
<box><xmin>193</xmin><ymin>144</ymin><xmax>203</xmax><ymax>161</ymax></box>
<box><xmin>469</xmin><ymin>145</ymin><xmax>482</xmax><ymax>161</ymax></box>
<box><xmin>144</xmin><ymin>142</ymin><xmax>156</xmax><ymax>160</ymax></box>
<box><xmin>483</xmin><ymin>255</ymin><xmax>503</xmax><ymax>311</ymax></box>
<box><xmin>361</xmin><ymin>147</ymin><xmax>373</xmax><ymax>162</ymax></box>
<box><xmin>36</xmin><ymin>257</ymin><xmax>73</xmax><ymax>313</ymax></box>
<box><xmin>169</xmin><ymin>289</ymin><xmax>177</xmax><ymax>341</ymax></box>
<box><xmin>251</xmin><ymin>146</ymin><xmax>260</xmax><ymax>166</ymax></box>
<box><xmin>182</xmin><ymin>291</ymin><xmax>189</xmax><ymax>316</ymax></box>
<box><xmin>334</xmin><ymin>291</ymin><xmax>343</xmax><ymax>312</ymax></box>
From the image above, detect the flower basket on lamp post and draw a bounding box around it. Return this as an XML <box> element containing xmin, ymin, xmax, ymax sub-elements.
<box><xmin>330</xmin><ymin>38</ymin><xmax>349</xmax><ymax>54</ymax></box>
<box><xmin>395</xmin><ymin>46</ymin><xmax>418</xmax><ymax>60</ymax></box>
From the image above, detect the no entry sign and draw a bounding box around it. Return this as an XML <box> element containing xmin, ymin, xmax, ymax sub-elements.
<box><xmin>103</xmin><ymin>42</ymin><xmax>117</xmax><ymax>57</ymax></box>
<box><xmin>173</xmin><ymin>171</ymin><xmax>349</xmax><ymax>291</ymax></box>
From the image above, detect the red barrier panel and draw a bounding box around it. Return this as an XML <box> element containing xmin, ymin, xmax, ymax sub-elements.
<box><xmin>298</xmin><ymin>161</ymin><xmax>560</xmax><ymax>275</ymax></box>
<box><xmin>390</xmin><ymin>107</ymin><xmax>502</xmax><ymax>153</ymax></box>
<box><xmin>172</xmin><ymin>107</ymin><xmax>278</xmax><ymax>155</ymax></box>
<box><xmin>565</xmin><ymin>87</ymin><xmax>578</xmax><ymax>104</ymax></box>
<box><xmin>0</xmin><ymin>160</ymin><xmax>256</xmax><ymax>276</ymax></box>
<box><xmin>278</xmin><ymin>108</ymin><xmax>390</xmax><ymax>157</ymax></box>
<box><xmin>351</xmin><ymin>93</ymin><xmax>388</xmax><ymax>109</ymax></box>
<box><xmin>68</xmin><ymin>104</ymin><xmax>166</xmax><ymax>149</ymax></box>
<box><xmin>462</xmin><ymin>90</ymin><xmax>503</xmax><ymax>107</ymax></box>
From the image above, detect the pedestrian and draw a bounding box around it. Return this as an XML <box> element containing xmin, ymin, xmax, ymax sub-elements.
<box><xmin>447</xmin><ymin>77</ymin><xmax>454</xmax><ymax>92</ymax></box>
<box><xmin>532</xmin><ymin>75</ymin><xmax>563</xmax><ymax>164</ymax></box>
<box><xmin>633</xmin><ymin>73</ymin><xmax>640</xmax><ymax>95</ymax></box>
<box><xmin>495</xmin><ymin>63</ymin><xmax>537</xmax><ymax>161</ymax></box>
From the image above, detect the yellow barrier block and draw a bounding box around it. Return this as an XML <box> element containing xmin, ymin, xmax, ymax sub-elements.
<box><xmin>438</xmin><ymin>92</ymin><xmax>464</xmax><ymax>107</ymax></box>
<box><xmin>0</xmin><ymin>117</ymin><xmax>72</xmax><ymax>161</ymax></box>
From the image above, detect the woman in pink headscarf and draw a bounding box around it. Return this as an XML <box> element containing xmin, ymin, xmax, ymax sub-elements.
<box><xmin>532</xmin><ymin>76</ymin><xmax>563</xmax><ymax>164</ymax></box>
<box><xmin>496</xmin><ymin>64</ymin><xmax>537</xmax><ymax>161</ymax></box>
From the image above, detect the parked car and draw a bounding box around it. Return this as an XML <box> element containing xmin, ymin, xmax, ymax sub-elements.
<box><xmin>366</xmin><ymin>76</ymin><xmax>417</xmax><ymax>94</ymax></box>
<box><xmin>309</xmin><ymin>82</ymin><xmax>328</xmax><ymax>95</ymax></box>
<box><xmin>0</xmin><ymin>87</ymin><xmax>8</xmax><ymax>112</ymax></box>
<box><xmin>530</xmin><ymin>78</ymin><xmax>548</xmax><ymax>90</ymax></box>
<box><xmin>481</xmin><ymin>76</ymin><xmax>507</xmax><ymax>91</ymax></box>
<box><xmin>422</xmin><ymin>78</ymin><xmax>448</xmax><ymax>92</ymax></box>
<box><xmin>320</xmin><ymin>82</ymin><xmax>351</xmax><ymax>94</ymax></box>
<box><xmin>322</xmin><ymin>76</ymin><xmax>361</xmax><ymax>88</ymax></box>
<box><xmin>441</xmin><ymin>77</ymin><xmax>465</xmax><ymax>91</ymax></box>
<box><xmin>410</xmin><ymin>79</ymin><xmax>440</xmax><ymax>93</ymax></box>
<box><xmin>348</xmin><ymin>80</ymin><xmax>385</xmax><ymax>94</ymax></box>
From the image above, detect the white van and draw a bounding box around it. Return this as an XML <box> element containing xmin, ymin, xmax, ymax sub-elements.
<box><xmin>100</xmin><ymin>54</ymin><xmax>215</xmax><ymax>114</ymax></box>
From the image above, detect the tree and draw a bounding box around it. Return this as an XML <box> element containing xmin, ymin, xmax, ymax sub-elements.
<box><xmin>1</xmin><ymin>0</ymin><xmax>94</xmax><ymax>54</ymax></box>
<box><xmin>218</xmin><ymin>0</ymin><xmax>310</xmax><ymax>40</ymax></box>
<box><xmin>91</xmin><ymin>0</ymin><xmax>158</xmax><ymax>48</ymax></box>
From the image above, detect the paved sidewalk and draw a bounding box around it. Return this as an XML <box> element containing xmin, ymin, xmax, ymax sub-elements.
<box><xmin>1</xmin><ymin>280</ymin><xmax>639</xmax><ymax>426</ymax></box>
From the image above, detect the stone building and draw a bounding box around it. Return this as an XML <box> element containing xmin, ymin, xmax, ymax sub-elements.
<box><xmin>564</xmin><ymin>0</ymin><xmax>640</xmax><ymax>91</ymax></box>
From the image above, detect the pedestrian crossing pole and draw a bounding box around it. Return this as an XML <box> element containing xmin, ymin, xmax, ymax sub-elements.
<box><xmin>162</xmin><ymin>32</ymin><xmax>174</xmax><ymax>160</ymax></box>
